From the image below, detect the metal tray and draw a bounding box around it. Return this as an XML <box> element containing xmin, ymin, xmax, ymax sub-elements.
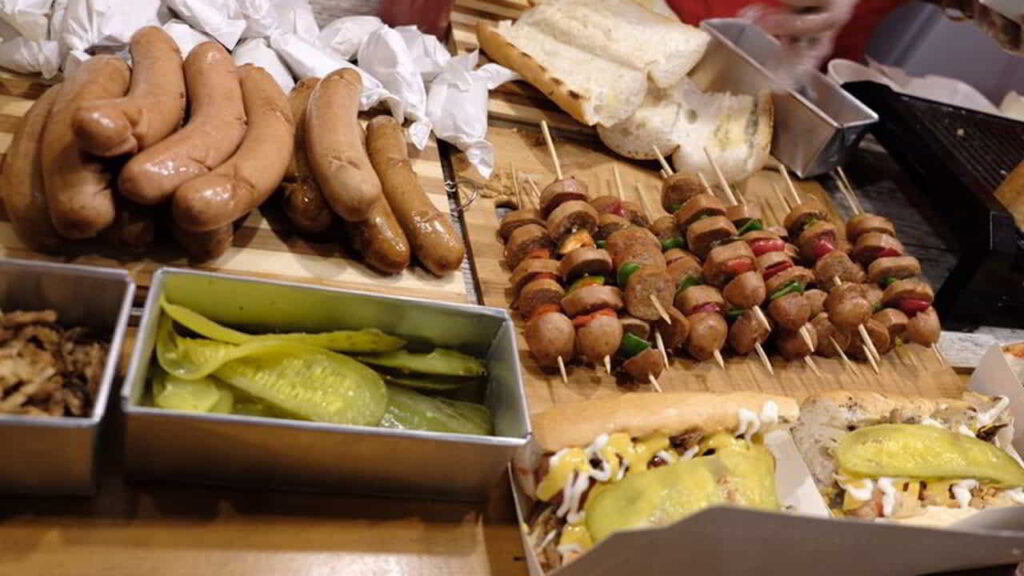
<box><xmin>121</xmin><ymin>268</ymin><xmax>530</xmax><ymax>500</ymax></box>
<box><xmin>0</xmin><ymin>259</ymin><xmax>134</xmax><ymax>495</ymax></box>
<box><xmin>692</xmin><ymin>19</ymin><xmax>878</xmax><ymax>178</ymax></box>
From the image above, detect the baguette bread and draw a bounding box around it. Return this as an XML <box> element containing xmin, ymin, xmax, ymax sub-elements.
<box><xmin>533</xmin><ymin>391</ymin><xmax>798</xmax><ymax>453</ymax></box>
<box><xmin>477</xmin><ymin>0</ymin><xmax>709</xmax><ymax>127</ymax></box>
<box><xmin>598</xmin><ymin>78</ymin><xmax>774</xmax><ymax>183</ymax></box>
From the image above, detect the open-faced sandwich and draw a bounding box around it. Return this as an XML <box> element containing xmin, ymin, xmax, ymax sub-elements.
<box><xmin>514</xmin><ymin>392</ymin><xmax>799</xmax><ymax>571</ymax></box>
<box><xmin>792</xmin><ymin>391</ymin><xmax>1024</xmax><ymax>526</ymax></box>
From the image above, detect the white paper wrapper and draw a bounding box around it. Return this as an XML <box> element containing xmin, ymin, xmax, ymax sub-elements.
<box><xmin>270</xmin><ymin>31</ymin><xmax>399</xmax><ymax>116</ymax></box>
<box><xmin>0</xmin><ymin>10</ymin><xmax>21</xmax><ymax>41</ymax></box>
<box><xmin>426</xmin><ymin>51</ymin><xmax>518</xmax><ymax>178</ymax></box>
<box><xmin>60</xmin><ymin>0</ymin><xmax>163</xmax><ymax>52</ymax></box>
<box><xmin>233</xmin><ymin>37</ymin><xmax>294</xmax><ymax>92</ymax></box>
<box><xmin>162</xmin><ymin>18</ymin><xmax>214</xmax><ymax>58</ymax></box>
<box><xmin>165</xmin><ymin>0</ymin><xmax>245</xmax><ymax>49</ymax></box>
<box><xmin>48</xmin><ymin>0</ymin><xmax>66</xmax><ymax>41</ymax></box>
<box><xmin>238</xmin><ymin>0</ymin><xmax>316</xmax><ymax>40</ymax></box>
<box><xmin>318</xmin><ymin>15</ymin><xmax>381</xmax><ymax>61</ymax></box>
<box><xmin>0</xmin><ymin>0</ymin><xmax>51</xmax><ymax>42</ymax></box>
<box><xmin>358</xmin><ymin>26</ymin><xmax>430</xmax><ymax>149</ymax></box>
<box><xmin>394</xmin><ymin>25</ymin><xmax>450</xmax><ymax>82</ymax></box>
<box><xmin>0</xmin><ymin>36</ymin><xmax>59</xmax><ymax>77</ymax></box>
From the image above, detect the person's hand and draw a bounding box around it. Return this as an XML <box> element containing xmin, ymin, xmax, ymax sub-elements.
<box><xmin>741</xmin><ymin>0</ymin><xmax>860</xmax><ymax>81</ymax></box>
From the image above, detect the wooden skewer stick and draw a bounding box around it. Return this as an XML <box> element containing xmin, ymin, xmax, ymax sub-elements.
<box><xmin>752</xmin><ymin>306</ymin><xmax>772</xmax><ymax>333</ymax></box>
<box><xmin>655</xmin><ymin>330</ymin><xmax>670</xmax><ymax>368</ymax></box>
<box><xmin>832</xmin><ymin>172</ymin><xmax>862</xmax><ymax>216</ymax></box>
<box><xmin>511</xmin><ymin>163</ymin><xmax>522</xmax><ymax>208</ymax></box>
<box><xmin>830</xmin><ymin>336</ymin><xmax>856</xmax><ymax>373</ymax></box>
<box><xmin>652</xmin><ymin>145</ymin><xmax>674</xmax><ymax>176</ymax></box>
<box><xmin>539</xmin><ymin>120</ymin><xmax>563</xmax><ymax>181</ymax></box>
<box><xmin>650</xmin><ymin>294</ymin><xmax>672</xmax><ymax>324</ymax></box>
<box><xmin>713</xmin><ymin>349</ymin><xmax>726</xmax><ymax>370</ymax></box>
<box><xmin>604</xmin><ymin>355</ymin><xmax>612</xmax><ymax>375</ymax></box>
<box><xmin>771</xmin><ymin>182</ymin><xmax>790</xmax><ymax>212</ymax></box>
<box><xmin>804</xmin><ymin>355</ymin><xmax>822</xmax><ymax>377</ymax></box>
<box><xmin>660</xmin><ymin>169</ymin><xmax>669</xmax><ymax>179</ymax></box>
<box><xmin>526</xmin><ymin>177</ymin><xmax>542</xmax><ymax>209</ymax></box>
<box><xmin>697</xmin><ymin>171</ymin><xmax>714</xmax><ymax>195</ymax></box>
<box><xmin>857</xmin><ymin>323</ymin><xmax>882</xmax><ymax>364</ymax></box>
<box><xmin>799</xmin><ymin>325</ymin><xmax>816</xmax><ymax>353</ymax></box>
<box><xmin>649</xmin><ymin>373</ymin><xmax>663</xmax><ymax>393</ymax></box>
<box><xmin>703</xmin><ymin>148</ymin><xmax>738</xmax><ymax>206</ymax></box>
<box><xmin>754</xmin><ymin>342</ymin><xmax>774</xmax><ymax>376</ymax></box>
<box><xmin>778</xmin><ymin>164</ymin><xmax>802</xmax><ymax>206</ymax></box>
<box><xmin>612</xmin><ymin>164</ymin><xmax>626</xmax><ymax>200</ymax></box>
<box><xmin>556</xmin><ymin>355</ymin><xmax>568</xmax><ymax>384</ymax></box>
<box><xmin>636</xmin><ymin>182</ymin><xmax>657</xmax><ymax>221</ymax></box>
<box><xmin>863</xmin><ymin>344</ymin><xmax>881</xmax><ymax>374</ymax></box>
<box><xmin>931</xmin><ymin>343</ymin><xmax>946</xmax><ymax>366</ymax></box>
<box><xmin>836</xmin><ymin>167</ymin><xmax>863</xmax><ymax>213</ymax></box>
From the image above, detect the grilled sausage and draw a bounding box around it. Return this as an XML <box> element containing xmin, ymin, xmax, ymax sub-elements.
<box><xmin>685</xmin><ymin>311</ymin><xmax>727</xmax><ymax>361</ymax></box>
<box><xmin>620</xmin><ymin>315</ymin><xmax>651</xmax><ymax>340</ymax></box>
<box><xmin>607</xmin><ymin>227</ymin><xmax>664</xmax><ymax>272</ymax></box>
<box><xmin>686</xmin><ymin>215</ymin><xmax>736</xmax><ymax>259</ymax></box>
<box><xmin>561</xmin><ymin>285</ymin><xmax>624</xmax><ymax>317</ymax></box>
<box><xmin>623</xmin><ymin>347</ymin><xmax>664</xmax><ymax>381</ymax></box>
<box><xmin>743</xmin><ymin>229</ymin><xmax>785</xmax><ymax>256</ymax></box>
<box><xmin>546</xmin><ymin>200</ymin><xmax>598</xmax><ymax>242</ymax></box>
<box><xmin>728</xmin><ymin>309</ymin><xmax>770</xmax><ymax>355</ymax></box>
<box><xmin>41</xmin><ymin>56</ymin><xmax>130</xmax><ymax>239</ymax></box>
<box><xmin>782</xmin><ymin>200</ymin><xmax>827</xmax><ymax>238</ymax></box>
<box><xmin>559</xmin><ymin>247</ymin><xmax>612</xmax><ymax>282</ymax></box>
<box><xmin>1</xmin><ymin>84</ymin><xmax>62</xmax><ymax>252</ymax></box>
<box><xmin>504</xmin><ymin>224</ymin><xmax>552</xmax><ymax>269</ymax></box>
<box><xmin>350</xmin><ymin>199</ymin><xmax>412</xmax><ymax>275</ymax></box>
<box><xmin>804</xmin><ymin>288</ymin><xmax>828</xmax><ymax>317</ymax></box>
<box><xmin>764</xmin><ymin>266</ymin><xmax>814</xmax><ymax>295</ymax></box>
<box><xmin>664</xmin><ymin>248</ymin><xmax>694</xmax><ymax>265</ymax></box>
<box><xmin>119</xmin><ymin>43</ymin><xmax>246</xmax><ymax>206</ymax></box>
<box><xmin>777</xmin><ymin>323</ymin><xmax>817</xmax><ymax>360</ymax></box>
<box><xmin>814</xmin><ymin>250</ymin><xmax>865</xmax><ymax>286</ymax></box>
<box><xmin>174</xmin><ymin>222</ymin><xmax>233</xmax><ymax>261</ymax></box>
<box><xmin>173</xmin><ymin>64</ymin><xmax>295</xmax><ymax>232</ymax></box>
<box><xmin>540</xmin><ymin>177</ymin><xmax>588</xmax><ymax>216</ymax></box>
<box><xmin>676</xmin><ymin>285</ymin><xmax>725</xmax><ymax>316</ymax></box>
<box><xmin>825</xmin><ymin>283</ymin><xmax>872</xmax><ymax>330</ymax></box>
<box><xmin>873</xmin><ymin>308</ymin><xmax>909</xmax><ymax>342</ymax></box>
<box><xmin>850</xmin><ymin>232</ymin><xmax>904</xmax><ymax>265</ymax></box>
<box><xmin>282</xmin><ymin>77</ymin><xmax>333</xmax><ymax>235</ymax></box>
<box><xmin>666</xmin><ymin>256</ymin><xmax>702</xmax><ymax>289</ymax></box>
<box><xmin>596</xmin><ymin>212</ymin><xmax>631</xmax><ymax>240</ymax></box>
<box><xmin>367</xmin><ymin>116</ymin><xmax>464</xmax><ymax>275</ymax></box>
<box><xmin>500</xmin><ymin>208</ymin><xmax>545</xmax><ymax>241</ymax></box>
<box><xmin>650</xmin><ymin>215</ymin><xmax>678</xmax><ymax>243</ymax></box>
<box><xmin>661</xmin><ymin>172</ymin><xmax>704</xmax><ymax>213</ymax></box>
<box><xmin>624</xmin><ymin>269</ymin><xmax>674</xmax><ymax>322</ymax></box>
<box><xmin>518</xmin><ymin>278</ymin><xmax>565</xmax><ymax>319</ymax></box>
<box><xmin>72</xmin><ymin>26</ymin><xmax>185</xmax><ymax>157</ymax></box>
<box><xmin>525</xmin><ymin>311</ymin><xmax>575</xmax><ymax>369</ymax></box>
<box><xmin>867</xmin><ymin>256</ymin><xmax>921</xmax><ymax>284</ymax></box>
<box><xmin>725</xmin><ymin>203</ymin><xmax>762</xmax><ymax>228</ymax></box>
<box><xmin>675</xmin><ymin>194</ymin><xmax>727</xmax><ymax>231</ymax></box>
<box><xmin>881</xmin><ymin>279</ymin><xmax>934</xmax><ymax>308</ymax></box>
<box><xmin>848</xmin><ymin>318</ymin><xmax>891</xmax><ymax>359</ymax></box>
<box><xmin>577</xmin><ymin>313</ymin><xmax>623</xmax><ymax>366</ymax></box>
<box><xmin>810</xmin><ymin>312</ymin><xmax>849</xmax><ymax>358</ymax></box>
<box><xmin>723</xmin><ymin>271</ymin><xmax>766</xmax><ymax>309</ymax></box>
<box><xmin>905</xmin><ymin>307</ymin><xmax>940</xmax><ymax>346</ymax></box>
<box><xmin>655</xmin><ymin>307</ymin><xmax>690</xmax><ymax>350</ymax></box>
<box><xmin>863</xmin><ymin>284</ymin><xmax>883</xmax><ymax>312</ymax></box>
<box><xmin>307</xmin><ymin>68</ymin><xmax>381</xmax><ymax>222</ymax></box>
<box><xmin>846</xmin><ymin>213</ymin><xmax>895</xmax><ymax>243</ymax></box>
<box><xmin>512</xmin><ymin>258</ymin><xmax>560</xmax><ymax>296</ymax></box>
<box><xmin>796</xmin><ymin>220</ymin><xmax>838</xmax><ymax>262</ymax></box>
<box><xmin>767</xmin><ymin>292</ymin><xmax>810</xmax><ymax>331</ymax></box>
<box><xmin>703</xmin><ymin>241</ymin><xmax>754</xmax><ymax>287</ymax></box>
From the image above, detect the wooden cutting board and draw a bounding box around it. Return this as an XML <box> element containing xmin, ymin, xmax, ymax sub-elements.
<box><xmin>0</xmin><ymin>71</ymin><xmax>468</xmax><ymax>304</ymax></box>
<box><xmin>454</xmin><ymin>122</ymin><xmax>964</xmax><ymax>415</ymax></box>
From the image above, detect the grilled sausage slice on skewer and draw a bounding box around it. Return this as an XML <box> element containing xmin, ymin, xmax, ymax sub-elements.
<box><xmin>500</xmin><ymin>208</ymin><xmax>545</xmax><ymax>241</ymax></box>
<box><xmin>905</xmin><ymin>307</ymin><xmax>941</xmax><ymax>347</ymax></box>
<box><xmin>540</xmin><ymin>177</ymin><xmax>588</xmax><ymax>216</ymax></box>
<box><xmin>687</xmin><ymin>215</ymin><xmax>736</xmax><ymax>259</ymax></box>
<box><xmin>561</xmin><ymin>285</ymin><xmax>624</xmax><ymax>318</ymax></box>
<box><xmin>576</xmin><ymin>311</ymin><xmax>623</xmax><ymax>368</ymax></box>
<box><xmin>511</xmin><ymin>258</ymin><xmax>560</xmax><ymax>296</ymax></box>
<box><xmin>661</xmin><ymin>172</ymin><xmax>704</xmax><ymax>213</ymax></box>
<box><xmin>810</xmin><ymin>313</ymin><xmax>850</xmax><ymax>358</ymax></box>
<box><xmin>559</xmin><ymin>248</ymin><xmax>612</xmax><ymax>282</ymax></box>
<box><xmin>867</xmin><ymin>256</ymin><xmax>921</xmax><ymax>284</ymax></box>
<box><xmin>518</xmin><ymin>278</ymin><xmax>565</xmax><ymax>319</ymax></box>
<box><xmin>813</xmin><ymin>250</ymin><xmax>865</xmax><ymax>286</ymax></box>
<box><xmin>777</xmin><ymin>323</ymin><xmax>818</xmax><ymax>360</ymax></box>
<box><xmin>848</xmin><ymin>318</ymin><xmax>892</xmax><ymax>359</ymax></box>
<box><xmin>729</xmin><ymin>309</ymin><xmax>770</xmax><ymax>355</ymax></box>
<box><xmin>525</xmin><ymin>308</ymin><xmax>575</xmax><ymax>370</ymax></box>
<box><xmin>685</xmin><ymin>311</ymin><xmax>727</xmax><ymax>362</ymax></box>
<box><xmin>846</xmin><ymin>213</ymin><xmax>895</xmax><ymax>243</ymax></box>
<box><xmin>505</xmin><ymin>224</ymin><xmax>553</xmax><ymax>270</ymax></box>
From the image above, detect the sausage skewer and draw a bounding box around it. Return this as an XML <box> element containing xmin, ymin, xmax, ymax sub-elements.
<box><xmin>652</xmin><ymin>145</ymin><xmax>674</xmax><ymax>178</ymax></box>
<box><xmin>539</xmin><ymin>120</ymin><xmax>563</xmax><ymax>181</ymax></box>
<box><xmin>511</xmin><ymin>162</ymin><xmax>522</xmax><ymax>208</ymax></box>
<box><xmin>630</xmin><ymin>181</ymin><xmax>673</xmax><ymax>326</ymax></box>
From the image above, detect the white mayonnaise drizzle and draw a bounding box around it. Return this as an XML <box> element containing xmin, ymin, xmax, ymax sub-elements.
<box><xmin>539</xmin><ymin>529</ymin><xmax>558</xmax><ymax>550</ymax></box>
<box><xmin>840</xmin><ymin>478</ymin><xmax>875</xmax><ymax>502</ymax></box>
<box><xmin>760</xmin><ymin>401</ymin><xmax>779</xmax><ymax>428</ymax></box>
<box><xmin>951</xmin><ymin>479</ymin><xmax>978</xmax><ymax>509</ymax></box>
<box><xmin>920</xmin><ymin>417</ymin><xmax>944</xmax><ymax>429</ymax></box>
<box><xmin>555</xmin><ymin>472</ymin><xmax>576</xmax><ymax>518</ymax></box>
<box><xmin>565</xmin><ymin>473</ymin><xmax>590</xmax><ymax>524</ymax></box>
<box><xmin>556</xmin><ymin>544</ymin><xmax>583</xmax><ymax>564</ymax></box>
<box><xmin>977</xmin><ymin>396</ymin><xmax>1010</xmax><ymax>427</ymax></box>
<box><xmin>876</xmin><ymin>478</ymin><xmax>897</xmax><ymax>517</ymax></box>
<box><xmin>681</xmin><ymin>445</ymin><xmax>700</xmax><ymax>460</ymax></box>
<box><xmin>656</xmin><ymin>450</ymin><xmax>678</xmax><ymax>465</ymax></box>
<box><xmin>736</xmin><ymin>408</ymin><xmax>760</xmax><ymax>441</ymax></box>
<box><xmin>1007</xmin><ymin>488</ymin><xmax>1024</xmax><ymax>505</ymax></box>
<box><xmin>585</xmin><ymin>434</ymin><xmax>608</xmax><ymax>460</ymax></box>
<box><xmin>956</xmin><ymin>423</ymin><xmax>975</xmax><ymax>438</ymax></box>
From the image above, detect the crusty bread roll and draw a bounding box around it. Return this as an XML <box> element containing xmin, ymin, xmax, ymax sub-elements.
<box><xmin>598</xmin><ymin>79</ymin><xmax>773</xmax><ymax>183</ymax></box>
<box><xmin>477</xmin><ymin>0</ymin><xmax>709</xmax><ymax>127</ymax></box>
<box><xmin>533</xmin><ymin>391</ymin><xmax>798</xmax><ymax>453</ymax></box>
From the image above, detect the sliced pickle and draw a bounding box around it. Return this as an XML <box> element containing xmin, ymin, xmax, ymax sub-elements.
<box><xmin>358</xmin><ymin>349</ymin><xmax>487</xmax><ymax>378</ymax></box>
<box><xmin>381</xmin><ymin>373</ymin><xmax>479</xmax><ymax>391</ymax></box>
<box><xmin>160</xmin><ymin>297</ymin><xmax>405</xmax><ymax>353</ymax></box>
<box><xmin>378</xmin><ymin>386</ymin><xmax>492</xmax><ymax>436</ymax></box>
<box><xmin>152</xmin><ymin>369</ymin><xmax>234</xmax><ymax>414</ymax></box>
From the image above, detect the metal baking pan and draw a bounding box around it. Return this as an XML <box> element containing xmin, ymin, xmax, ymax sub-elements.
<box><xmin>0</xmin><ymin>259</ymin><xmax>134</xmax><ymax>495</ymax></box>
<box><xmin>692</xmin><ymin>19</ymin><xmax>878</xmax><ymax>178</ymax></box>
<box><xmin>121</xmin><ymin>268</ymin><xmax>530</xmax><ymax>500</ymax></box>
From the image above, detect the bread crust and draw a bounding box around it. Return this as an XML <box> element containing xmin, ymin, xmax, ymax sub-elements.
<box><xmin>533</xmin><ymin>391</ymin><xmax>798</xmax><ymax>452</ymax></box>
<box><xmin>476</xmin><ymin>21</ymin><xmax>592</xmax><ymax>126</ymax></box>
<box><xmin>799</xmin><ymin>390</ymin><xmax>976</xmax><ymax>423</ymax></box>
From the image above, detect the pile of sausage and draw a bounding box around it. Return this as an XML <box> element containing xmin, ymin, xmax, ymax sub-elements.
<box><xmin>504</xmin><ymin>168</ymin><xmax>943</xmax><ymax>383</ymax></box>
<box><xmin>1</xmin><ymin>26</ymin><xmax>464</xmax><ymax>277</ymax></box>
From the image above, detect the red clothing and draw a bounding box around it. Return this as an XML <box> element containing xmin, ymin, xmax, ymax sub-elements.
<box><xmin>665</xmin><ymin>0</ymin><xmax>906</xmax><ymax>61</ymax></box>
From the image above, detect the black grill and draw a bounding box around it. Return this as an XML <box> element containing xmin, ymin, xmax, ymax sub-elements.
<box><xmin>844</xmin><ymin>81</ymin><xmax>1024</xmax><ymax>329</ymax></box>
